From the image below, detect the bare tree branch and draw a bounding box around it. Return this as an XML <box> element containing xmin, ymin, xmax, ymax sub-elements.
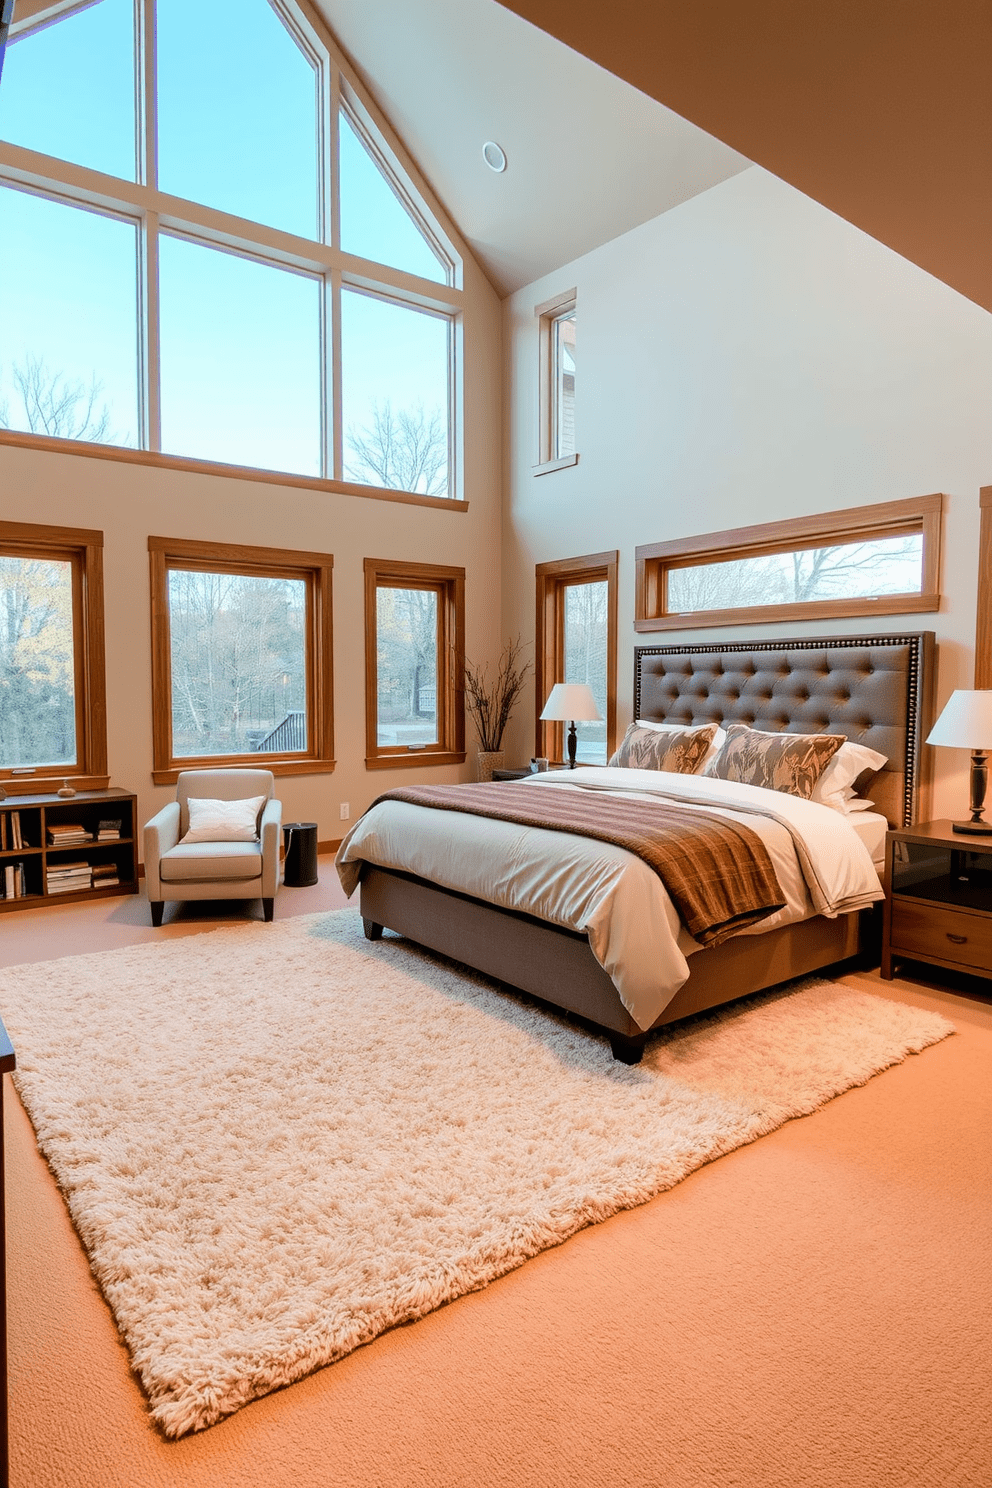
<box><xmin>346</xmin><ymin>400</ymin><xmax>447</xmax><ymax>496</ymax></box>
<box><xmin>0</xmin><ymin>355</ymin><xmax>121</xmax><ymax>443</ymax></box>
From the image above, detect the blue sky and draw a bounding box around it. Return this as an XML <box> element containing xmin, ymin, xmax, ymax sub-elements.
<box><xmin>0</xmin><ymin>0</ymin><xmax>449</xmax><ymax>482</ymax></box>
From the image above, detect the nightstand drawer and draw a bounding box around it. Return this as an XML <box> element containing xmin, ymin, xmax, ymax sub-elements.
<box><xmin>890</xmin><ymin>899</ymin><xmax>992</xmax><ymax>970</ymax></box>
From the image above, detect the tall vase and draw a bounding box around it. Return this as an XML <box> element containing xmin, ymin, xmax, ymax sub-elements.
<box><xmin>476</xmin><ymin>750</ymin><xmax>504</xmax><ymax>782</ymax></box>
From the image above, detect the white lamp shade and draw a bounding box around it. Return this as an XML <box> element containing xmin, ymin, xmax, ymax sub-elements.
<box><xmin>926</xmin><ymin>690</ymin><xmax>992</xmax><ymax>749</ymax></box>
<box><xmin>540</xmin><ymin>682</ymin><xmax>603</xmax><ymax>722</ymax></box>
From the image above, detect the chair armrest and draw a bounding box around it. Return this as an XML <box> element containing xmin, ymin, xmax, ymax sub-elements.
<box><xmin>143</xmin><ymin>801</ymin><xmax>181</xmax><ymax>900</ymax></box>
<box><xmin>260</xmin><ymin>798</ymin><xmax>283</xmax><ymax>897</ymax></box>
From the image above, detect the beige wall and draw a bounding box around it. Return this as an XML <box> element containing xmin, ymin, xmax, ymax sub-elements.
<box><xmin>502</xmin><ymin>167</ymin><xmax>992</xmax><ymax>819</ymax></box>
<box><xmin>0</xmin><ymin>256</ymin><xmax>503</xmax><ymax>851</ymax></box>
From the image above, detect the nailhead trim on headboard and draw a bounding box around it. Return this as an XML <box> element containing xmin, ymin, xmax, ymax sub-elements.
<box><xmin>633</xmin><ymin>632</ymin><xmax>934</xmax><ymax>828</ymax></box>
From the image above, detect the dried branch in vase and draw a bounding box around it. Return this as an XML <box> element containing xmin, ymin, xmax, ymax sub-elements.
<box><xmin>462</xmin><ymin>639</ymin><xmax>531</xmax><ymax>753</ymax></box>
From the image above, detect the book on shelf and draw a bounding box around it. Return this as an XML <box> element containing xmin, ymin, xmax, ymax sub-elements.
<box><xmin>96</xmin><ymin>819</ymin><xmax>123</xmax><ymax>839</ymax></box>
<box><xmin>2</xmin><ymin>863</ymin><xmax>26</xmax><ymax>899</ymax></box>
<box><xmin>0</xmin><ymin>814</ymin><xmax>5</xmax><ymax>851</ymax></box>
<box><xmin>48</xmin><ymin>824</ymin><xmax>91</xmax><ymax>845</ymax></box>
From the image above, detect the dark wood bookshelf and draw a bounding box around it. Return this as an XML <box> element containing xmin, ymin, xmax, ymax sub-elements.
<box><xmin>0</xmin><ymin>788</ymin><xmax>138</xmax><ymax>913</ymax></box>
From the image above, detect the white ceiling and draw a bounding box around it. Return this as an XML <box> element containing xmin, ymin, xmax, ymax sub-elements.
<box><xmin>315</xmin><ymin>0</ymin><xmax>751</xmax><ymax>297</ymax></box>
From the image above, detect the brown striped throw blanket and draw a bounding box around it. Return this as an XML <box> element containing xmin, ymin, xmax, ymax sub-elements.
<box><xmin>375</xmin><ymin>783</ymin><xmax>785</xmax><ymax>947</ymax></box>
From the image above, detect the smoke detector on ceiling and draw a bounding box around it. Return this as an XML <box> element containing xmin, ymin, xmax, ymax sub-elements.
<box><xmin>482</xmin><ymin>141</ymin><xmax>507</xmax><ymax>173</ymax></box>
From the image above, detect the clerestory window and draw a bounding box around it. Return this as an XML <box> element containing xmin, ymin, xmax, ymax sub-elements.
<box><xmin>0</xmin><ymin>0</ymin><xmax>462</xmax><ymax>501</ymax></box>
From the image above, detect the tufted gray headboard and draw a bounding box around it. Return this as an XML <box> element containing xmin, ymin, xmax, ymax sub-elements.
<box><xmin>634</xmin><ymin>632</ymin><xmax>935</xmax><ymax>828</ymax></box>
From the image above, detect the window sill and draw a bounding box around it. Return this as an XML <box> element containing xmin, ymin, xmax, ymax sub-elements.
<box><xmin>634</xmin><ymin>593</ymin><xmax>940</xmax><ymax>632</ymax></box>
<box><xmin>532</xmin><ymin>453</ymin><xmax>579</xmax><ymax>477</ymax></box>
<box><xmin>0</xmin><ymin>774</ymin><xmax>110</xmax><ymax>796</ymax></box>
<box><xmin>151</xmin><ymin>759</ymin><xmax>336</xmax><ymax>786</ymax></box>
<box><xmin>365</xmin><ymin>751</ymin><xmax>467</xmax><ymax>771</ymax></box>
<box><xmin>0</xmin><ymin>430</ymin><xmax>468</xmax><ymax>512</ymax></box>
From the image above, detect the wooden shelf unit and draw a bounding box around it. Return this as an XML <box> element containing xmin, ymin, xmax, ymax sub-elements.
<box><xmin>0</xmin><ymin>788</ymin><xmax>138</xmax><ymax>913</ymax></box>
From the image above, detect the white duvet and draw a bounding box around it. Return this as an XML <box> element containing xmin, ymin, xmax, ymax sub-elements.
<box><xmin>335</xmin><ymin>767</ymin><xmax>884</xmax><ymax>1031</ymax></box>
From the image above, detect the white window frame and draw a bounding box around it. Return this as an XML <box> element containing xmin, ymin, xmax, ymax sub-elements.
<box><xmin>0</xmin><ymin>0</ymin><xmax>465</xmax><ymax>507</ymax></box>
<box><xmin>533</xmin><ymin>287</ymin><xmax>578</xmax><ymax>476</ymax></box>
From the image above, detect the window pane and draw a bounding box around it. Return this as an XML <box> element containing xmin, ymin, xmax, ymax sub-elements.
<box><xmin>667</xmin><ymin>534</ymin><xmax>925</xmax><ymax>614</ymax></box>
<box><xmin>339</xmin><ymin>112</ymin><xmax>445</xmax><ymax>284</ymax></box>
<box><xmin>342</xmin><ymin>291</ymin><xmax>449</xmax><ymax>495</ymax></box>
<box><xmin>0</xmin><ymin>186</ymin><xmax>138</xmax><ymax>446</ymax></box>
<box><xmin>564</xmin><ymin>581</ymin><xmax>607</xmax><ymax>764</ymax></box>
<box><xmin>0</xmin><ymin>555</ymin><xmax>76</xmax><ymax>770</ymax></box>
<box><xmin>157</xmin><ymin>0</ymin><xmax>318</xmax><ymax>239</ymax></box>
<box><xmin>168</xmin><ymin>570</ymin><xmax>307</xmax><ymax>758</ymax></box>
<box><xmin>554</xmin><ymin>311</ymin><xmax>575</xmax><ymax>458</ymax></box>
<box><xmin>159</xmin><ymin>235</ymin><xmax>321</xmax><ymax>475</ymax></box>
<box><xmin>0</xmin><ymin>0</ymin><xmax>136</xmax><ymax>180</ymax></box>
<box><xmin>376</xmin><ymin>587</ymin><xmax>438</xmax><ymax>747</ymax></box>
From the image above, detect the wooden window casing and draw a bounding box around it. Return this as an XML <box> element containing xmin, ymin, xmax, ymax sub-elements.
<box><xmin>149</xmin><ymin>536</ymin><xmax>334</xmax><ymax>785</ymax></box>
<box><xmin>533</xmin><ymin>288</ymin><xmax>578</xmax><ymax>476</ymax></box>
<box><xmin>977</xmin><ymin>486</ymin><xmax>992</xmax><ymax>689</ymax></box>
<box><xmin>635</xmin><ymin>494</ymin><xmax>943</xmax><ymax>633</ymax></box>
<box><xmin>535</xmin><ymin>550</ymin><xmax>618</xmax><ymax>763</ymax></box>
<box><xmin>364</xmin><ymin>557</ymin><xmax>465</xmax><ymax>770</ymax></box>
<box><xmin>0</xmin><ymin>520</ymin><xmax>108</xmax><ymax>792</ymax></box>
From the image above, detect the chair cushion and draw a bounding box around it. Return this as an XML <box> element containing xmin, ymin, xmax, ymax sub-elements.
<box><xmin>159</xmin><ymin>841</ymin><xmax>264</xmax><ymax>883</ymax></box>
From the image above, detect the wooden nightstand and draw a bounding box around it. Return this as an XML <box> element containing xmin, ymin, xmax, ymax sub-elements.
<box><xmin>881</xmin><ymin>820</ymin><xmax>992</xmax><ymax>981</ymax></box>
<box><xmin>492</xmin><ymin>765</ymin><xmax>571</xmax><ymax>781</ymax></box>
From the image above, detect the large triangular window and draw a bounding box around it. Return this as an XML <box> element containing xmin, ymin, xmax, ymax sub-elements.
<box><xmin>0</xmin><ymin>0</ymin><xmax>462</xmax><ymax>497</ymax></box>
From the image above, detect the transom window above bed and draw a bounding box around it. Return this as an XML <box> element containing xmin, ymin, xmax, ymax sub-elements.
<box><xmin>148</xmin><ymin>536</ymin><xmax>334</xmax><ymax>784</ymax></box>
<box><xmin>364</xmin><ymin>558</ymin><xmax>465</xmax><ymax>770</ymax></box>
<box><xmin>635</xmin><ymin>494</ymin><xmax>943</xmax><ymax>632</ymax></box>
<box><xmin>0</xmin><ymin>0</ymin><xmax>462</xmax><ymax>504</ymax></box>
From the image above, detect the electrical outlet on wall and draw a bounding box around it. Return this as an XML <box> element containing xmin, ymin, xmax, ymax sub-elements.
<box><xmin>339</xmin><ymin>802</ymin><xmax>350</xmax><ymax>821</ymax></box>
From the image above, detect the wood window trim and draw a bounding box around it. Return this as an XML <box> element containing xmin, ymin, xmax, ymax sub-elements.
<box><xmin>0</xmin><ymin>520</ymin><xmax>107</xmax><ymax>793</ymax></box>
<box><xmin>148</xmin><ymin>536</ymin><xmax>334</xmax><ymax>785</ymax></box>
<box><xmin>364</xmin><ymin>557</ymin><xmax>466</xmax><ymax>770</ymax></box>
<box><xmin>977</xmin><ymin>485</ymin><xmax>992</xmax><ymax>689</ymax></box>
<box><xmin>0</xmin><ymin>430</ymin><xmax>469</xmax><ymax>513</ymax></box>
<box><xmin>634</xmin><ymin>493</ymin><xmax>943</xmax><ymax>633</ymax></box>
<box><xmin>535</xmin><ymin>288</ymin><xmax>577</xmax><ymax>467</ymax></box>
<box><xmin>535</xmin><ymin>550</ymin><xmax>618</xmax><ymax>763</ymax></box>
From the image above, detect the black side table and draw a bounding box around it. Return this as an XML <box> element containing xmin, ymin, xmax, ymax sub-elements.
<box><xmin>283</xmin><ymin>823</ymin><xmax>319</xmax><ymax>887</ymax></box>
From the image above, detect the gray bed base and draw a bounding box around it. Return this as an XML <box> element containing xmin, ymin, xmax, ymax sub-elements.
<box><xmin>359</xmin><ymin>631</ymin><xmax>933</xmax><ymax>1063</ymax></box>
<box><xmin>360</xmin><ymin>864</ymin><xmax>870</xmax><ymax>1062</ymax></box>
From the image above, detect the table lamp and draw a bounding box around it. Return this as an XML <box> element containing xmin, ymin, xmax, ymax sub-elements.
<box><xmin>540</xmin><ymin>683</ymin><xmax>603</xmax><ymax>768</ymax></box>
<box><xmin>926</xmin><ymin>689</ymin><xmax>992</xmax><ymax>835</ymax></box>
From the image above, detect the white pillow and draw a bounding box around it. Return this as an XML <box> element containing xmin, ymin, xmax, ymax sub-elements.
<box><xmin>635</xmin><ymin>719</ymin><xmax>727</xmax><ymax>772</ymax></box>
<box><xmin>181</xmin><ymin>795</ymin><xmax>266</xmax><ymax>843</ymax></box>
<box><xmin>809</xmin><ymin>742</ymin><xmax>888</xmax><ymax>814</ymax></box>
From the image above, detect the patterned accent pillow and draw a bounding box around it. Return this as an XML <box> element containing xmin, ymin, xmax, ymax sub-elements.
<box><xmin>706</xmin><ymin>724</ymin><xmax>846</xmax><ymax>800</ymax></box>
<box><xmin>608</xmin><ymin>722</ymin><xmax>719</xmax><ymax>774</ymax></box>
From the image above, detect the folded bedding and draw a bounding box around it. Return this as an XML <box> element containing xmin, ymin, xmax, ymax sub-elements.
<box><xmin>336</xmin><ymin>766</ymin><xmax>884</xmax><ymax>1031</ymax></box>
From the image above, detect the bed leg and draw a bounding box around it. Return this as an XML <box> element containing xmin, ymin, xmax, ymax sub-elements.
<box><xmin>609</xmin><ymin>1032</ymin><xmax>647</xmax><ymax>1065</ymax></box>
<box><xmin>363</xmin><ymin>918</ymin><xmax>384</xmax><ymax>941</ymax></box>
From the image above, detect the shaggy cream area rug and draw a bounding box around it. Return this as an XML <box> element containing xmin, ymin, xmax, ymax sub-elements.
<box><xmin>0</xmin><ymin>910</ymin><xmax>953</xmax><ymax>1438</ymax></box>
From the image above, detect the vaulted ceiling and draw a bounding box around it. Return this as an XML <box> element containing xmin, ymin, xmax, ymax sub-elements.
<box><xmin>499</xmin><ymin>0</ymin><xmax>992</xmax><ymax>314</ymax></box>
<box><xmin>317</xmin><ymin>0</ymin><xmax>750</xmax><ymax>295</ymax></box>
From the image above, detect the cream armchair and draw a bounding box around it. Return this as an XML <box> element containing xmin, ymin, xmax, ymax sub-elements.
<box><xmin>143</xmin><ymin>769</ymin><xmax>282</xmax><ymax>926</ymax></box>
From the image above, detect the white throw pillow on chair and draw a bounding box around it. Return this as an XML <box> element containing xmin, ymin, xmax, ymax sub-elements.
<box><xmin>181</xmin><ymin>795</ymin><xmax>266</xmax><ymax>844</ymax></box>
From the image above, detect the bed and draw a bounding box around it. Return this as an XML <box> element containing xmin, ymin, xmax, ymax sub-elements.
<box><xmin>338</xmin><ymin>632</ymin><xmax>935</xmax><ymax>1062</ymax></box>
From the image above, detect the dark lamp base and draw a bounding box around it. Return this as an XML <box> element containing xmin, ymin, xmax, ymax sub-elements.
<box><xmin>951</xmin><ymin>818</ymin><xmax>992</xmax><ymax>836</ymax></box>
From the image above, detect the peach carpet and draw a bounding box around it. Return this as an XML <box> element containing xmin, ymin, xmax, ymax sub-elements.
<box><xmin>0</xmin><ymin>909</ymin><xmax>953</xmax><ymax>1438</ymax></box>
